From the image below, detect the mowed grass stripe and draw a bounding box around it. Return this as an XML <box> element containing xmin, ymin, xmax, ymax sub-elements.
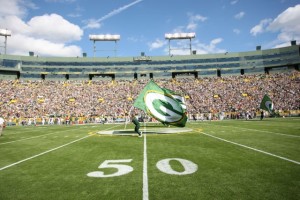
<box><xmin>0</xmin><ymin>124</ymin><xmax>122</xmax><ymax>169</ymax></box>
<box><xmin>199</xmin><ymin>121</ymin><xmax>300</xmax><ymax>137</ymax></box>
<box><xmin>146</xmin><ymin>126</ymin><xmax>300</xmax><ymax>200</ymax></box>
<box><xmin>3</xmin><ymin>125</ymin><xmax>65</xmax><ymax>135</ymax></box>
<box><xmin>0</xmin><ymin>119</ymin><xmax>299</xmax><ymax>200</ymax></box>
<box><xmin>200</xmin><ymin>131</ymin><xmax>300</xmax><ymax>165</ymax></box>
<box><xmin>193</xmin><ymin>121</ymin><xmax>300</xmax><ymax>161</ymax></box>
<box><xmin>0</xmin><ymin>131</ymin><xmax>67</xmax><ymax>145</ymax></box>
<box><xmin>0</xmin><ymin>135</ymin><xmax>93</xmax><ymax>171</ymax></box>
<box><xmin>0</xmin><ymin>124</ymin><xmax>143</xmax><ymax>200</ymax></box>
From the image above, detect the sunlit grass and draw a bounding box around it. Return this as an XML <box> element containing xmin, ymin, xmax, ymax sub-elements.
<box><xmin>0</xmin><ymin>118</ymin><xmax>299</xmax><ymax>200</ymax></box>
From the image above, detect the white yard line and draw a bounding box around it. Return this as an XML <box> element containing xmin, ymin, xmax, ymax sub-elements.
<box><xmin>0</xmin><ymin>135</ymin><xmax>92</xmax><ymax>171</ymax></box>
<box><xmin>220</xmin><ymin>125</ymin><xmax>300</xmax><ymax>138</ymax></box>
<box><xmin>230</xmin><ymin>126</ymin><xmax>300</xmax><ymax>138</ymax></box>
<box><xmin>0</xmin><ymin>127</ymin><xmax>81</xmax><ymax>145</ymax></box>
<box><xmin>200</xmin><ymin>131</ymin><xmax>300</xmax><ymax>165</ymax></box>
<box><xmin>143</xmin><ymin>131</ymin><xmax>149</xmax><ymax>200</ymax></box>
<box><xmin>0</xmin><ymin>125</ymin><xmax>122</xmax><ymax>171</ymax></box>
<box><xmin>143</xmin><ymin>121</ymin><xmax>149</xmax><ymax>200</ymax></box>
<box><xmin>0</xmin><ymin>132</ymin><xmax>60</xmax><ymax>145</ymax></box>
<box><xmin>203</xmin><ymin>123</ymin><xmax>300</xmax><ymax>138</ymax></box>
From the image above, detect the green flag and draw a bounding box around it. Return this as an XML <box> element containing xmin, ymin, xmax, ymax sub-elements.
<box><xmin>133</xmin><ymin>80</ymin><xmax>187</xmax><ymax>127</ymax></box>
<box><xmin>162</xmin><ymin>88</ymin><xmax>187</xmax><ymax>112</ymax></box>
<box><xmin>260</xmin><ymin>94</ymin><xmax>274</xmax><ymax>113</ymax></box>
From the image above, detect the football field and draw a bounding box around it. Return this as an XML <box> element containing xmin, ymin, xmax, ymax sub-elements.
<box><xmin>0</xmin><ymin>118</ymin><xmax>299</xmax><ymax>200</ymax></box>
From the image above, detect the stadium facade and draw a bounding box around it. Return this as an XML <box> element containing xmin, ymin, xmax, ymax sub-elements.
<box><xmin>0</xmin><ymin>41</ymin><xmax>299</xmax><ymax>80</ymax></box>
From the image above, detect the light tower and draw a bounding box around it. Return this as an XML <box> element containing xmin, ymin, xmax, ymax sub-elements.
<box><xmin>165</xmin><ymin>32</ymin><xmax>196</xmax><ymax>56</ymax></box>
<box><xmin>0</xmin><ymin>29</ymin><xmax>12</xmax><ymax>54</ymax></box>
<box><xmin>89</xmin><ymin>34</ymin><xmax>120</xmax><ymax>57</ymax></box>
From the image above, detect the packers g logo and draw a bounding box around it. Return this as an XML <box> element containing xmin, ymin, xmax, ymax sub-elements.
<box><xmin>265</xmin><ymin>101</ymin><xmax>273</xmax><ymax>112</ymax></box>
<box><xmin>144</xmin><ymin>91</ymin><xmax>184</xmax><ymax>123</ymax></box>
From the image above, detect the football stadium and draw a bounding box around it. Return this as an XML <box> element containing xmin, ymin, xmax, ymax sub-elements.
<box><xmin>1</xmin><ymin>36</ymin><xmax>299</xmax><ymax>199</ymax></box>
<box><xmin>1</xmin><ymin>3</ymin><xmax>300</xmax><ymax>197</ymax></box>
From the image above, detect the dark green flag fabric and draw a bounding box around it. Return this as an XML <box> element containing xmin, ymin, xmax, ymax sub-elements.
<box><xmin>260</xmin><ymin>94</ymin><xmax>274</xmax><ymax>113</ymax></box>
<box><xmin>133</xmin><ymin>80</ymin><xmax>187</xmax><ymax>127</ymax></box>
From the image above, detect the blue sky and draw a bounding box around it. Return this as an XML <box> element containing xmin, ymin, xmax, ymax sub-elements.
<box><xmin>0</xmin><ymin>0</ymin><xmax>299</xmax><ymax>57</ymax></box>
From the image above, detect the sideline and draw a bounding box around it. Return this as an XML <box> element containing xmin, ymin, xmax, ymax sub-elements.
<box><xmin>0</xmin><ymin>125</ymin><xmax>122</xmax><ymax>171</ymax></box>
<box><xmin>200</xmin><ymin>131</ymin><xmax>300</xmax><ymax>165</ymax></box>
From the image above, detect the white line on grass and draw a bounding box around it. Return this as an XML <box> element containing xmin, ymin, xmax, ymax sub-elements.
<box><xmin>0</xmin><ymin>125</ymin><xmax>122</xmax><ymax>171</ymax></box>
<box><xmin>143</xmin><ymin>132</ymin><xmax>149</xmax><ymax>200</ymax></box>
<box><xmin>0</xmin><ymin>135</ymin><xmax>92</xmax><ymax>171</ymax></box>
<box><xmin>200</xmin><ymin>131</ymin><xmax>300</xmax><ymax>165</ymax></box>
<box><xmin>143</xmin><ymin>122</ymin><xmax>149</xmax><ymax>200</ymax></box>
<box><xmin>220</xmin><ymin>125</ymin><xmax>300</xmax><ymax>138</ymax></box>
<box><xmin>203</xmin><ymin>123</ymin><xmax>300</xmax><ymax>138</ymax></box>
<box><xmin>0</xmin><ymin>132</ymin><xmax>60</xmax><ymax>145</ymax></box>
<box><xmin>0</xmin><ymin>127</ymin><xmax>82</xmax><ymax>145</ymax></box>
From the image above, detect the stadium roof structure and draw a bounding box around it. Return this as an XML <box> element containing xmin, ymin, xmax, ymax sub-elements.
<box><xmin>89</xmin><ymin>34</ymin><xmax>121</xmax><ymax>57</ymax></box>
<box><xmin>0</xmin><ymin>42</ymin><xmax>299</xmax><ymax>81</ymax></box>
<box><xmin>165</xmin><ymin>32</ymin><xmax>196</xmax><ymax>56</ymax></box>
<box><xmin>0</xmin><ymin>28</ymin><xmax>12</xmax><ymax>55</ymax></box>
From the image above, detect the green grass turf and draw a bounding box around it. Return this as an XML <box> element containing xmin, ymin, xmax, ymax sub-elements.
<box><xmin>0</xmin><ymin>118</ymin><xmax>299</xmax><ymax>200</ymax></box>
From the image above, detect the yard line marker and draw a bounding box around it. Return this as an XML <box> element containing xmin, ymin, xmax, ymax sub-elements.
<box><xmin>203</xmin><ymin>123</ymin><xmax>300</xmax><ymax>138</ymax></box>
<box><xmin>0</xmin><ymin>125</ymin><xmax>122</xmax><ymax>171</ymax></box>
<box><xmin>0</xmin><ymin>132</ymin><xmax>59</xmax><ymax>145</ymax></box>
<box><xmin>143</xmin><ymin>130</ymin><xmax>149</xmax><ymax>200</ymax></box>
<box><xmin>200</xmin><ymin>131</ymin><xmax>300</xmax><ymax>165</ymax></box>
<box><xmin>0</xmin><ymin>135</ymin><xmax>92</xmax><ymax>171</ymax></box>
<box><xmin>220</xmin><ymin>125</ymin><xmax>300</xmax><ymax>138</ymax></box>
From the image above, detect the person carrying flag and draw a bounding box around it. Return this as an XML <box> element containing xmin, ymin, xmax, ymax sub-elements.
<box><xmin>0</xmin><ymin>116</ymin><xmax>5</xmax><ymax>137</ymax></box>
<box><xmin>131</xmin><ymin>113</ymin><xmax>142</xmax><ymax>137</ymax></box>
<box><xmin>260</xmin><ymin>110</ymin><xmax>264</xmax><ymax>120</ymax></box>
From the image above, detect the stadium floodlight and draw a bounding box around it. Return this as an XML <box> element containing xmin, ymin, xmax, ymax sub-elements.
<box><xmin>89</xmin><ymin>34</ymin><xmax>120</xmax><ymax>41</ymax></box>
<box><xmin>0</xmin><ymin>29</ymin><xmax>12</xmax><ymax>36</ymax></box>
<box><xmin>89</xmin><ymin>34</ymin><xmax>120</xmax><ymax>57</ymax></box>
<box><xmin>165</xmin><ymin>32</ymin><xmax>196</xmax><ymax>56</ymax></box>
<box><xmin>0</xmin><ymin>28</ymin><xmax>12</xmax><ymax>55</ymax></box>
<box><xmin>164</xmin><ymin>32</ymin><xmax>196</xmax><ymax>40</ymax></box>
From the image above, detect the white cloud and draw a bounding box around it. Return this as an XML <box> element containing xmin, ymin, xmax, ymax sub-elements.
<box><xmin>187</xmin><ymin>13</ymin><xmax>207</xmax><ymax>31</ymax></box>
<box><xmin>250</xmin><ymin>18</ymin><xmax>272</xmax><ymax>36</ymax></box>
<box><xmin>233</xmin><ymin>28</ymin><xmax>241</xmax><ymax>34</ymax></box>
<box><xmin>267</xmin><ymin>4</ymin><xmax>300</xmax><ymax>38</ymax></box>
<box><xmin>83</xmin><ymin>18</ymin><xmax>101</xmax><ymax>29</ymax></box>
<box><xmin>28</xmin><ymin>14</ymin><xmax>83</xmax><ymax>43</ymax></box>
<box><xmin>230</xmin><ymin>0</ymin><xmax>239</xmax><ymax>5</ymax></box>
<box><xmin>194</xmin><ymin>38</ymin><xmax>226</xmax><ymax>54</ymax></box>
<box><xmin>250</xmin><ymin>4</ymin><xmax>300</xmax><ymax>48</ymax></box>
<box><xmin>8</xmin><ymin>34</ymin><xmax>82</xmax><ymax>57</ymax></box>
<box><xmin>234</xmin><ymin>11</ymin><xmax>245</xmax><ymax>19</ymax></box>
<box><xmin>0</xmin><ymin>2</ymin><xmax>83</xmax><ymax>56</ymax></box>
<box><xmin>0</xmin><ymin>15</ymin><xmax>31</xmax><ymax>35</ymax></box>
<box><xmin>211</xmin><ymin>38</ymin><xmax>222</xmax><ymax>45</ymax></box>
<box><xmin>0</xmin><ymin>0</ymin><xmax>27</xmax><ymax>17</ymax></box>
<box><xmin>148</xmin><ymin>39</ymin><xmax>167</xmax><ymax>51</ymax></box>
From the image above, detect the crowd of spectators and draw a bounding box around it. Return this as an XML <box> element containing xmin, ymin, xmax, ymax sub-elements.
<box><xmin>0</xmin><ymin>70</ymin><xmax>299</xmax><ymax>124</ymax></box>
